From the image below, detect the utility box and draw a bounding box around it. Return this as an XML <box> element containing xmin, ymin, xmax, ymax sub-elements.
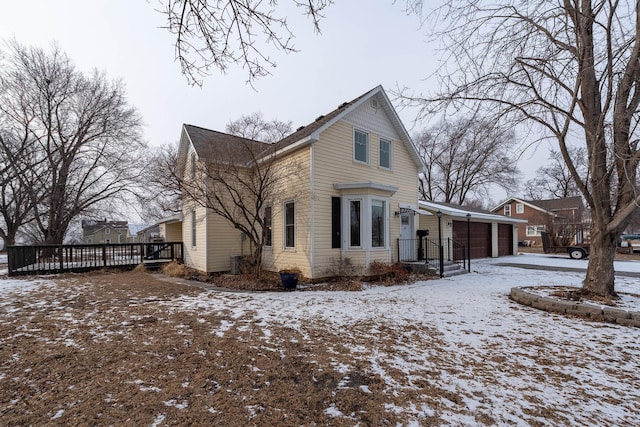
<box><xmin>416</xmin><ymin>229</ymin><xmax>429</xmax><ymax>238</ymax></box>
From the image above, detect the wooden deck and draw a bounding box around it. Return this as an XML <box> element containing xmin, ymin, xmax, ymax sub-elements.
<box><xmin>7</xmin><ymin>242</ymin><xmax>183</xmax><ymax>276</ymax></box>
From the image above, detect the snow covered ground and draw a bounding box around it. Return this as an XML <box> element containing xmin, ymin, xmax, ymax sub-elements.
<box><xmin>1</xmin><ymin>253</ymin><xmax>639</xmax><ymax>425</ymax></box>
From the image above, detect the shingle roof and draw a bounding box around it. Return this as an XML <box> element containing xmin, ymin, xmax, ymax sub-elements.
<box><xmin>184</xmin><ymin>124</ymin><xmax>270</xmax><ymax>162</ymax></box>
<box><xmin>526</xmin><ymin>196</ymin><xmax>584</xmax><ymax>212</ymax></box>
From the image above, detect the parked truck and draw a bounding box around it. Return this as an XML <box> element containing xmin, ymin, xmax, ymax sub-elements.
<box><xmin>541</xmin><ymin>231</ymin><xmax>590</xmax><ymax>259</ymax></box>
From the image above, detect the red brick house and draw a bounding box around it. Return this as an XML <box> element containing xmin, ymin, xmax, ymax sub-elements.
<box><xmin>491</xmin><ymin>196</ymin><xmax>587</xmax><ymax>246</ymax></box>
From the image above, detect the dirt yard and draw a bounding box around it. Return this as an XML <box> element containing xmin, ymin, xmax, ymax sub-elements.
<box><xmin>1</xmin><ymin>268</ymin><xmax>639</xmax><ymax>425</ymax></box>
<box><xmin>0</xmin><ymin>271</ymin><xmax>440</xmax><ymax>425</ymax></box>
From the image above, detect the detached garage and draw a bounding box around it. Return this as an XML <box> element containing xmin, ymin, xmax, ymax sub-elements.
<box><xmin>417</xmin><ymin>200</ymin><xmax>527</xmax><ymax>259</ymax></box>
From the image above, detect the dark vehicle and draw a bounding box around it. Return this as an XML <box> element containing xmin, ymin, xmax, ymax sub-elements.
<box><xmin>541</xmin><ymin>231</ymin><xmax>590</xmax><ymax>259</ymax></box>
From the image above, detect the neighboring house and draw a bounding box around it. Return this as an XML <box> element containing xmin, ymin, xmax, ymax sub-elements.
<box><xmin>418</xmin><ymin>200</ymin><xmax>527</xmax><ymax>258</ymax></box>
<box><xmin>177</xmin><ymin>85</ymin><xmax>428</xmax><ymax>279</ymax></box>
<box><xmin>136</xmin><ymin>224</ymin><xmax>161</xmax><ymax>243</ymax></box>
<box><xmin>126</xmin><ymin>224</ymin><xmax>149</xmax><ymax>243</ymax></box>
<box><xmin>491</xmin><ymin>196</ymin><xmax>587</xmax><ymax>246</ymax></box>
<box><xmin>81</xmin><ymin>220</ymin><xmax>129</xmax><ymax>244</ymax></box>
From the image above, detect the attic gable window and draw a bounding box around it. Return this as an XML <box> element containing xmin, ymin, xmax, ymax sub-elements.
<box><xmin>516</xmin><ymin>203</ymin><xmax>524</xmax><ymax>214</ymax></box>
<box><xmin>354</xmin><ymin>129</ymin><xmax>369</xmax><ymax>164</ymax></box>
<box><xmin>504</xmin><ymin>205</ymin><xmax>511</xmax><ymax>216</ymax></box>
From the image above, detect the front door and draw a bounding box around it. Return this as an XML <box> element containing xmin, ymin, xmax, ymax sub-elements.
<box><xmin>400</xmin><ymin>213</ymin><xmax>414</xmax><ymax>261</ymax></box>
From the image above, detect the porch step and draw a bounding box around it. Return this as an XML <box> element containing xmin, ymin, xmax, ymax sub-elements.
<box><xmin>401</xmin><ymin>261</ymin><xmax>469</xmax><ymax>277</ymax></box>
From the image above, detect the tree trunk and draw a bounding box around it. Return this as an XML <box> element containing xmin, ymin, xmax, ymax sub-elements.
<box><xmin>582</xmin><ymin>229</ymin><xmax>618</xmax><ymax>298</ymax></box>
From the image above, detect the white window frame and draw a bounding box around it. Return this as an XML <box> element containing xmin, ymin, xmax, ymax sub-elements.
<box><xmin>283</xmin><ymin>200</ymin><xmax>295</xmax><ymax>250</ymax></box>
<box><xmin>526</xmin><ymin>225</ymin><xmax>544</xmax><ymax>237</ymax></box>
<box><xmin>371</xmin><ymin>199</ymin><xmax>386</xmax><ymax>248</ymax></box>
<box><xmin>341</xmin><ymin>195</ymin><xmax>390</xmax><ymax>251</ymax></box>
<box><xmin>378</xmin><ymin>137</ymin><xmax>392</xmax><ymax>170</ymax></box>
<box><xmin>516</xmin><ymin>203</ymin><xmax>524</xmax><ymax>214</ymax></box>
<box><xmin>353</xmin><ymin>129</ymin><xmax>369</xmax><ymax>165</ymax></box>
<box><xmin>504</xmin><ymin>205</ymin><xmax>511</xmax><ymax>216</ymax></box>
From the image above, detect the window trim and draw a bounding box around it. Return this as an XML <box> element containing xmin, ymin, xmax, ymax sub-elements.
<box><xmin>516</xmin><ymin>203</ymin><xmax>524</xmax><ymax>214</ymax></box>
<box><xmin>526</xmin><ymin>225</ymin><xmax>545</xmax><ymax>237</ymax></box>
<box><xmin>349</xmin><ymin>199</ymin><xmax>363</xmax><ymax>249</ymax></box>
<box><xmin>504</xmin><ymin>205</ymin><xmax>511</xmax><ymax>216</ymax></box>
<box><xmin>341</xmin><ymin>194</ymin><xmax>390</xmax><ymax>251</ymax></box>
<box><xmin>378</xmin><ymin>137</ymin><xmax>392</xmax><ymax>170</ymax></box>
<box><xmin>353</xmin><ymin>129</ymin><xmax>369</xmax><ymax>165</ymax></box>
<box><xmin>283</xmin><ymin>200</ymin><xmax>295</xmax><ymax>250</ymax></box>
<box><xmin>371</xmin><ymin>199</ymin><xmax>386</xmax><ymax>248</ymax></box>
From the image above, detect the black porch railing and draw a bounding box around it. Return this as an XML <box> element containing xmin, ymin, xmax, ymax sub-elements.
<box><xmin>7</xmin><ymin>242</ymin><xmax>183</xmax><ymax>276</ymax></box>
<box><xmin>398</xmin><ymin>237</ymin><xmax>469</xmax><ymax>277</ymax></box>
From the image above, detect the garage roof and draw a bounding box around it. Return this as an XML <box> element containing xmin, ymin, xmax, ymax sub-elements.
<box><xmin>418</xmin><ymin>200</ymin><xmax>528</xmax><ymax>224</ymax></box>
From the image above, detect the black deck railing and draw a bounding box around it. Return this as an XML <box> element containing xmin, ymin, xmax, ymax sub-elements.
<box><xmin>7</xmin><ymin>242</ymin><xmax>183</xmax><ymax>276</ymax></box>
<box><xmin>398</xmin><ymin>237</ymin><xmax>469</xmax><ymax>277</ymax></box>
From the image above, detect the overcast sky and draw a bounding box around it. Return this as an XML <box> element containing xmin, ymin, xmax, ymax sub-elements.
<box><xmin>1</xmin><ymin>1</ymin><xmax>548</xmax><ymax>199</ymax></box>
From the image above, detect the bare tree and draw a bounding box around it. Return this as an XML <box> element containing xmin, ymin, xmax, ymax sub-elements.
<box><xmin>523</xmin><ymin>147</ymin><xmax>589</xmax><ymax>200</ymax></box>
<box><xmin>414</xmin><ymin>116</ymin><xmax>520</xmax><ymax>205</ymax></box>
<box><xmin>136</xmin><ymin>143</ymin><xmax>183</xmax><ymax>223</ymax></box>
<box><xmin>400</xmin><ymin>1</ymin><xmax>640</xmax><ymax>297</ymax></box>
<box><xmin>0</xmin><ymin>41</ymin><xmax>145</xmax><ymax>244</ymax></box>
<box><xmin>180</xmin><ymin>136</ymin><xmax>296</xmax><ymax>275</ymax></box>
<box><xmin>156</xmin><ymin>0</ymin><xmax>333</xmax><ymax>86</ymax></box>
<box><xmin>225</xmin><ymin>112</ymin><xmax>292</xmax><ymax>143</ymax></box>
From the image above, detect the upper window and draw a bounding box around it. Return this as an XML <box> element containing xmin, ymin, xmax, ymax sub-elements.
<box><xmin>354</xmin><ymin>130</ymin><xmax>369</xmax><ymax>164</ymax></box>
<box><xmin>264</xmin><ymin>206</ymin><xmax>272</xmax><ymax>247</ymax></box>
<box><xmin>379</xmin><ymin>138</ymin><xmax>391</xmax><ymax>169</ymax></box>
<box><xmin>371</xmin><ymin>200</ymin><xmax>386</xmax><ymax>247</ymax></box>
<box><xmin>284</xmin><ymin>201</ymin><xmax>295</xmax><ymax>248</ymax></box>
<box><xmin>105</xmin><ymin>228</ymin><xmax>110</xmax><ymax>235</ymax></box>
<box><xmin>516</xmin><ymin>203</ymin><xmax>524</xmax><ymax>214</ymax></box>
<box><xmin>504</xmin><ymin>205</ymin><xmax>511</xmax><ymax>216</ymax></box>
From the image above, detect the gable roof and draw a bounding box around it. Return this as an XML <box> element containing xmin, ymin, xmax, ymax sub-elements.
<box><xmin>492</xmin><ymin>196</ymin><xmax>584</xmax><ymax>215</ymax></box>
<box><xmin>179</xmin><ymin>85</ymin><xmax>426</xmax><ymax>172</ymax></box>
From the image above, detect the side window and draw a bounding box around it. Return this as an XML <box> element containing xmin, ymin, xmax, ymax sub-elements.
<box><xmin>284</xmin><ymin>201</ymin><xmax>295</xmax><ymax>248</ymax></box>
<box><xmin>516</xmin><ymin>203</ymin><xmax>524</xmax><ymax>214</ymax></box>
<box><xmin>331</xmin><ymin>197</ymin><xmax>341</xmax><ymax>248</ymax></box>
<box><xmin>504</xmin><ymin>205</ymin><xmax>511</xmax><ymax>216</ymax></box>
<box><xmin>191</xmin><ymin>210</ymin><xmax>197</xmax><ymax>247</ymax></box>
<box><xmin>354</xmin><ymin>130</ymin><xmax>369</xmax><ymax>164</ymax></box>
<box><xmin>350</xmin><ymin>200</ymin><xmax>361</xmax><ymax>247</ymax></box>
<box><xmin>190</xmin><ymin>153</ymin><xmax>196</xmax><ymax>179</ymax></box>
<box><xmin>371</xmin><ymin>199</ymin><xmax>386</xmax><ymax>247</ymax></box>
<box><xmin>264</xmin><ymin>206</ymin><xmax>272</xmax><ymax>247</ymax></box>
<box><xmin>379</xmin><ymin>138</ymin><xmax>391</xmax><ymax>169</ymax></box>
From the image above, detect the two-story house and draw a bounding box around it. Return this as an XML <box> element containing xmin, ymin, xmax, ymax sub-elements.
<box><xmin>81</xmin><ymin>220</ymin><xmax>129</xmax><ymax>244</ymax></box>
<box><xmin>491</xmin><ymin>196</ymin><xmax>587</xmax><ymax>246</ymax></box>
<box><xmin>177</xmin><ymin>86</ymin><xmax>428</xmax><ymax>279</ymax></box>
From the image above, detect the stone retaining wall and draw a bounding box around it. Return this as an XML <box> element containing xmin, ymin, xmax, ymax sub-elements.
<box><xmin>510</xmin><ymin>287</ymin><xmax>640</xmax><ymax>328</ymax></box>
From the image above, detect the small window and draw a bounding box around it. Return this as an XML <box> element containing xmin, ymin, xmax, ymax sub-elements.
<box><xmin>105</xmin><ymin>239</ymin><xmax>111</xmax><ymax>244</ymax></box>
<box><xmin>284</xmin><ymin>201</ymin><xmax>295</xmax><ymax>248</ymax></box>
<box><xmin>190</xmin><ymin>153</ymin><xmax>196</xmax><ymax>179</ymax></box>
<box><xmin>105</xmin><ymin>228</ymin><xmax>110</xmax><ymax>235</ymax></box>
<box><xmin>516</xmin><ymin>203</ymin><xmax>524</xmax><ymax>214</ymax></box>
<box><xmin>371</xmin><ymin>200</ymin><xmax>385</xmax><ymax>247</ymax></box>
<box><xmin>87</xmin><ymin>238</ymin><xmax>93</xmax><ymax>244</ymax></box>
<box><xmin>264</xmin><ymin>206</ymin><xmax>272</xmax><ymax>247</ymax></box>
<box><xmin>379</xmin><ymin>138</ymin><xmax>391</xmax><ymax>169</ymax></box>
<box><xmin>350</xmin><ymin>200</ymin><xmax>361</xmax><ymax>247</ymax></box>
<box><xmin>354</xmin><ymin>130</ymin><xmax>369</xmax><ymax>164</ymax></box>
<box><xmin>504</xmin><ymin>205</ymin><xmax>511</xmax><ymax>216</ymax></box>
<box><xmin>191</xmin><ymin>210</ymin><xmax>197</xmax><ymax>247</ymax></box>
<box><xmin>526</xmin><ymin>225</ymin><xmax>544</xmax><ymax>236</ymax></box>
